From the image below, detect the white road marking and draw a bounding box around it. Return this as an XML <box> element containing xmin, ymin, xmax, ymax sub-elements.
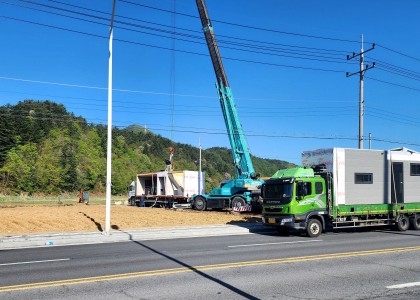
<box><xmin>228</xmin><ymin>240</ymin><xmax>323</xmax><ymax>248</ymax></box>
<box><xmin>0</xmin><ymin>258</ymin><xmax>70</xmax><ymax>266</ymax></box>
<box><xmin>387</xmin><ymin>281</ymin><xmax>420</xmax><ymax>289</ymax></box>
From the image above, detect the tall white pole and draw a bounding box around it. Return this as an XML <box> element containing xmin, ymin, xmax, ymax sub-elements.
<box><xmin>198</xmin><ymin>139</ymin><xmax>202</xmax><ymax>194</ymax></box>
<box><xmin>105</xmin><ymin>0</ymin><xmax>116</xmax><ymax>236</ymax></box>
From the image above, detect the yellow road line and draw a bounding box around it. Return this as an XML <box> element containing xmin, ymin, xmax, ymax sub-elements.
<box><xmin>1</xmin><ymin>245</ymin><xmax>420</xmax><ymax>293</ymax></box>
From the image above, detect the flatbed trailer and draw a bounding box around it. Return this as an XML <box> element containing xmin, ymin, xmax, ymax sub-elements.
<box><xmin>130</xmin><ymin>194</ymin><xmax>191</xmax><ymax>208</ymax></box>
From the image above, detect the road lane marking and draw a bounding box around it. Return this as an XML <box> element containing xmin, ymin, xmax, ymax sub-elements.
<box><xmin>387</xmin><ymin>281</ymin><xmax>420</xmax><ymax>289</ymax></box>
<box><xmin>228</xmin><ymin>240</ymin><xmax>323</xmax><ymax>248</ymax></box>
<box><xmin>2</xmin><ymin>245</ymin><xmax>420</xmax><ymax>293</ymax></box>
<box><xmin>0</xmin><ymin>258</ymin><xmax>70</xmax><ymax>267</ymax></box>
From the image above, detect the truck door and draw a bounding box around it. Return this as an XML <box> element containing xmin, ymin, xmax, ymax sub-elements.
<box><xmin>391</xmin><ymin>162</ymin><xmax>404</xmax><ymax>203</ymax></box>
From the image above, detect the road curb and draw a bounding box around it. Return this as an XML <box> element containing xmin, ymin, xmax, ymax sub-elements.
<box><xmin>0</xmin><ymin>223</ymin><xmax>274</xmax><ymax>250</ymax></box>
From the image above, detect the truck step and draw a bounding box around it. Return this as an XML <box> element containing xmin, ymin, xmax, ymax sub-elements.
<box><xmin>233</xmin><ymin>205</ymin><xmax>252</xmax><ymax>212</ymax></box>
<box><xmin>173</xmin><ymin>203</ymin><xmax>192</xmax><ymax>209</ymax></box>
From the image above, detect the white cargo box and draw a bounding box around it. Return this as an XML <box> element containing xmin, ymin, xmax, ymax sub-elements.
<box><xmin>302</xmin><ymin>148</ymin><xmax>420</xmax><ymax>205</ymax></box>
<box><xmin>135</xmin><ymin>170</ymin><xmax>205</xmax><ymax>197</ymax></box>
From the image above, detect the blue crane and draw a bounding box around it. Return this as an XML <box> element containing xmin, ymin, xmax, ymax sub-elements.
<box><xmin>192</xmin><ymin>0</ymin><xmax>264</xmax><ymax>212</ymax></box>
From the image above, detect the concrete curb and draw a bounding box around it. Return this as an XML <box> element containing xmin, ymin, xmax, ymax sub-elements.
<box><xmin>0</xmin><ymin>223</ymin><xmax>274</xmax><ymax>250</ymax></box>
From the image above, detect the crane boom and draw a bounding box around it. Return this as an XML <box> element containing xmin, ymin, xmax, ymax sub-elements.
<box><xmin>196</xmin><ymin>0</ymin><xmax>256</xmax><ymax>179</ymax></box>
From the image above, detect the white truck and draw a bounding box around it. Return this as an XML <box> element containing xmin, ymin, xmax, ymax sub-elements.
<box><xmin>128</xmin><ymin>170</ymin><xmax>205</xmax><ymax>208</ymax></box>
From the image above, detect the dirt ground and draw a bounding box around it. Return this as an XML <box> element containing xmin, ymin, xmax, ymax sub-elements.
<box><xmin>0</xmin><ymin>204</ymin><xmax>261</xmax><ymax>236</ymax></box>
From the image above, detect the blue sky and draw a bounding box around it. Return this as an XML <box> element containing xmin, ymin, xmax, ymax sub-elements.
<box><xmin>0</xmin><ymin>0</ymin><xmax>419</xmax><ymax>165</ymax></box>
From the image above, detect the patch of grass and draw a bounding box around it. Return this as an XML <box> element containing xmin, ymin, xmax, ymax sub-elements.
<box><xmin>0</xmin><ymin>195</ymin><xmax>127</xmax><ymax>207</ymax></box>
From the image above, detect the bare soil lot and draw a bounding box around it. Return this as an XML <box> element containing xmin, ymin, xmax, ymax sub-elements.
<box><xmin>0</xmin><ymin>204</ymin><xmax>261</xmax><ymax>236</ymax></box>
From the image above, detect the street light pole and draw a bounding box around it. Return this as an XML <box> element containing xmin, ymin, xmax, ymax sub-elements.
<box><xmin>198</xmin><ymin>139</ymin><xmax>202</xmax><ymax>194</ymax></box>
<box><xmin>105</xmin><ymin>0</ymin><xmax>116</xmax><ymax>236</ymax></box>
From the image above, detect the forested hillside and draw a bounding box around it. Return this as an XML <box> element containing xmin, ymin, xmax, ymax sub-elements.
<box><xmin>0</xmin><ymin>100</ymin><xmax>295</xmax><ymax>195</ymax></box>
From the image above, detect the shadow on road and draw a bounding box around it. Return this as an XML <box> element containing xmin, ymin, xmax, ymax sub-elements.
<box><xmin>373</xmin><ymin>229</ymin><xmax>420</xmax><ymax>237</ymax></box>
<box><xmin>119</xmin><ymin>231</ymin><xmax>260</xmax><ymax>300</ymax></box>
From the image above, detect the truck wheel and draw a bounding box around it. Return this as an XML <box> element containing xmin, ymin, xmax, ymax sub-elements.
<box><xmin>194</xmin><ymin>196</ymin><xmax>206</xmax><ymax>211</ymax></box>
<box><xmin>396</xmin><ymin>215</ymin><xmax>409</xmax><ymax>231</ymax></box>
<box><xmin>306</xmin><ymin>219</ymin><xmax>322</xmax><ymax>238</ymax></box>
<box><xmin>231</xmin><ymin>197</ymin><xmax>245</xmax><ymax>209</ymax></box>
<box><xmin>409</xmin><ymin>215</ymin><xmax>420</xmax><ymax>230</ymax></box>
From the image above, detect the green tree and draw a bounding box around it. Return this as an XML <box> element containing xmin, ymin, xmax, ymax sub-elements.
<box><xmin>0</xmin><ymin>143</ymin><xmax>38</xmax><ymax>193</ymax></box>
<box><xmin>34</xmin><ymin>131</ymin><xmax>65</xmax><ymax>193</ymax></box>
<box><xmin>76</xmin><ymin>128</ymin><xmax>105</xmax><ymax>191</ymax></box>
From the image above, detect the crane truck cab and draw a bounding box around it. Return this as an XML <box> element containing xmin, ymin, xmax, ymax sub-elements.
<box><xmin>192</xmin><ymin>177</ymin><xmax>263</xmax><ymax>212</ymax></box>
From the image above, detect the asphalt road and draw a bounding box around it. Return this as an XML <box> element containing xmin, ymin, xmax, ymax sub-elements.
<box><xmin>1</xmin><ymin>228</ymin><xmax>420</xmax><ymax>299</ymax></box>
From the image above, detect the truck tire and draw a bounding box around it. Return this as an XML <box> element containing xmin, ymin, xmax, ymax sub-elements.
<box><xmin>194</xmin><ymin>196</ymin><xmax>206</xmax><ymax>211</ymax></box>
<box><xmin>306</xmin><ymin>218</ymin><xmax>322</xmax><ymax>238</ymax></box>
<box><xmin>396</xmin><ymin>215</ymin><xmax>409</xmax><ymax>231</ymax></box>
<box><xmin>231</xmin><ymin>197</ymin><xmax>245</xmax><ymax>209</ymax></box>
<box><xmin>409</xmin><ymin>215</ymin><xmax>420</xmax><ymax>230</ymax></box>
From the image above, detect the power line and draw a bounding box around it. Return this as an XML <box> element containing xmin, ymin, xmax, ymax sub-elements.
<box><xmin>0</xmin><ymin>76</ymin><xmax>358</xmax><ymax>103</ymax></box>
<box><xmin>366</xmin><ymin>76</ymin><xmax>420</xmax><ymax>92</ymax></box>
<box><xmin>4</xmin><ymin>1</ymin><xmax>354</xmax><ymax>66</ymax></box>
<box><xmin>0</xmin><ymin>89</ymin><xmax>356</xmax><ymax>108</ymax></box>
<box><xmin>376</xmin><ymin>66</ymin><xmax>420</xmax><ymax>82</ymax></box>
<box><xmin>367</xmin><ymin>56</ymin><xmax>420</xmax><ymax>77</ymax></box>
<box><xmin>40</xmin><ymin>0</ymin><xmax>351</xmax><ymax>55</ymax></box>
<box><xmin>0</xmin><ymin>104</ymin><xmax>357</xmax><ymax>120</ymax></box>
<box><xmin>119</xmin><ymin>0</ymin><xmax>361</xmax><ymax>44</ymax></box>
<box><xmin>7</xmin><ymin>0</ymin><xmax>349</xmax><ymax>59</ymax></box>
<box><xmin>366</xmin><ymin>111</ymin><xmax>420</xmax><ymax>128</ymax></box>
<box><xmin>1</xmin><ymin>111</ymin><xmax>419</xmax><ymax>148</ymax></box>
<box><xmin>371</xmin><ymin>137</ymin><xmax>420</xmax><ymax>148</ymax></box>
<box><xmin>376</xmin><ymin>44</ymin><xmax>420</xmax><ymax>63</ymax></box>
<box><xmin>2</xmin><ymin>4</ymin><xmax>416</xmax><ymax>112</ymax></box>
<box><xmin>0</xmin><ymin>15</ymin><xmax>346</xmax><ymax>73</ymax></box>
<box><xmin>368</xmin><ymin>105</ymin><xmax>420</xmax><ymax>122</ymax></box>
<box><xmin>0</xmin><ymin>111</ymin><xmax>358</xmax><ymax>141</ymax></box>
<box><xmin>2</xmin><ymin>0</ymin><xmax>420</xmax><ymax>83</ymax></box>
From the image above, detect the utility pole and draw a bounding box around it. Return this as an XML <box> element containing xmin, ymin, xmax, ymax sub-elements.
<box><xmin>105</xmin><ymin>0</ymin><xmax>116</xmax><ymax>236</ymax></box>
<box><xmin>346</xmin><ymin>35</ymin><xmax>375</xmax><ymax>149</ymax></box>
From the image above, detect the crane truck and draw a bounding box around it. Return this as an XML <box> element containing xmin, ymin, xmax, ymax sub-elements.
<box><xmin>262</xmin><ymin>147</ymin><xmax>420</xmax><ymax>237</ymax></box>
<box><xmin>191</xmin><ymin>0</ymin><xmax>263</xmax><ymax>212</ymax></box>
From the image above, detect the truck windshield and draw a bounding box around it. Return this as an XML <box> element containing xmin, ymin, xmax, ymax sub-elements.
<box><xmin>263</xmin><ymin>183</ymin><xmax>293</xmax><ymax>203</ymax></box>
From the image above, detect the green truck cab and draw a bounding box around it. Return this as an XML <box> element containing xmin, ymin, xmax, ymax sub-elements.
<box><xmin>262</xmin><ymin>166</ymin><xmax>331</xmax><ymax>237</ymax></box>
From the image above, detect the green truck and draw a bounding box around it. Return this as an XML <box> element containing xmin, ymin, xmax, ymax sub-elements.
<box><xmin>262</xmin><ymin>148</ymin><xmax>420</xmax><ymax>237</ymax></box>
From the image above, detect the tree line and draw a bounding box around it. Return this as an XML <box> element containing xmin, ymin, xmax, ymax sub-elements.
<box><xmin>0</xmin><ymin>100</ymin><xmax>294</xmax><ymax>195</ymax></box>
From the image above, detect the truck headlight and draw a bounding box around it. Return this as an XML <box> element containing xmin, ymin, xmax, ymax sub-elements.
<box><xmin>281</xmin><ymin>218</ymin><xmax>293</xmax><ymax>224</ymax></box>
